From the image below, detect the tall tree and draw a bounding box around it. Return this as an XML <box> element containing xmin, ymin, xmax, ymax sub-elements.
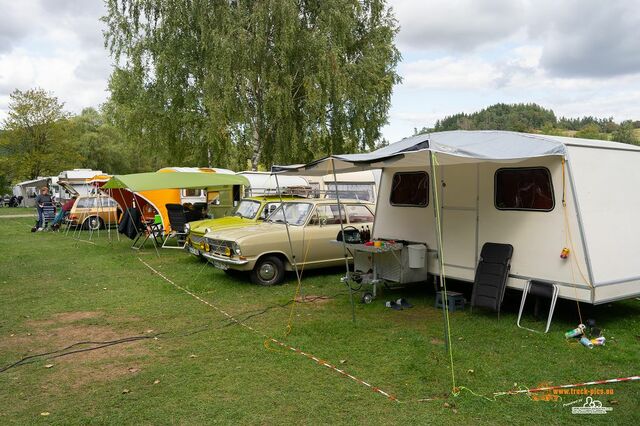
<box><xmin>432</xmin><ymin>103</ymin><xmax>557</xmax><ymax>133</ymax></box>
<box><xmin>1</xmin><ymin>88</ymin><xmax>77</xmax><ymax>179</ymax></box>
<box><xmin>66</xmin><ymin>107</ymin><xmax>142</xmax><ymax>174</ymax></box>
<box><xmin>103</xmin><ymin>0</ymin><xmax>401</xmax><ymax>170</ymax></box>
<box><xmin>574</xmin><ymin>123</ymin><xmax>603</xmax><ymax>140</ymax></box>
<box><xmin>611</xmin><ymin>120</ymin><xmax>638</xmax><ymax>145</ymax></box>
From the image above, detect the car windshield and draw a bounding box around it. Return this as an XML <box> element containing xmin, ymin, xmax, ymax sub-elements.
<box><xmin>267</xmin><ymin>203</ymin><xmax>312</xmax><ymax>226</ymax></box>
<box><xmin>233</xmin><ymin>200</ymin><xmax>261</xmax><ymax>219</ymax></box>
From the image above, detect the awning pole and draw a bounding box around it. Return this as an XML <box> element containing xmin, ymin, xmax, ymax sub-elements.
<box><xmin>429</xmin><ymin>152</ymin><xmax>449</xmax><ymax>352</ymax></box>
<box><xmin>274</xmin><ymin>173</ymin><xmax>304</xmax><ymax>299</ymax></box>
<box><xmin>331</xmin><ymin>158</ymin><xmax>356</xmax><ymax>324</ymax></box>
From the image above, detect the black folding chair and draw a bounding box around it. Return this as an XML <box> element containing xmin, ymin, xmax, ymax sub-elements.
<box><xmin>119</xmin><ymin>207</ymin><xmax>161</xmax><ymax>254</ymax></box>
<box><xmin>162</xmin><ymin>204</ymin><xmax>189</xmax><ymax>249</ymax></box>
<box><xmin>470</xmin><ymin>243</ymin><xmax>514</xmax><ymax>319</ymax></box>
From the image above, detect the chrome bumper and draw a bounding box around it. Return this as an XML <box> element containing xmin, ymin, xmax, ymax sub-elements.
<box><xmin>184</xmin><ymin>245</ymin><xmax>201</xmax><ymax>256</ymax></box>
<box><xmin>201</xmin><ymin>251</ymin><xmax>249</xmax><ymax>266</ymax></box>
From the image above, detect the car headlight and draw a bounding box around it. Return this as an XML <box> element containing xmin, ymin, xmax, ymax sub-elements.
<box><xmin>184</xmin><ymin>223</ymin><xmax>190</xmax><ymax>232</ymax></box>
<box><xmin>232</xmin><ymin>242</ymin><xmax>242</xmax><ymax>256</ymax></box>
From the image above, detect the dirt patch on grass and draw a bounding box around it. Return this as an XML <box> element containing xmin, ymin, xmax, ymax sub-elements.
<box><xmin>296</xmin><ymin>294</ymin><xmax>334</xmax><ymax>304</ymax></box>
<box><xmin>26</xmin><ymin>311</ymin><xmax>102</xmax><ymax>327</ymax></box>
<box><xmin>3</xmin><ymin>311</ymin><xmax>152</xmax><ymax>389</ymax></box>
<box><xmin>46</xmin><ymin>324</ymin><xmax>150</xmax><ymax>363</ymax></box>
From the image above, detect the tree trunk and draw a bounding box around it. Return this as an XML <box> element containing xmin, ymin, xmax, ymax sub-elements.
<box><xmin>250</xmin><ymin>126</ymin><xmax>261</xmax><ymax>170</ymax></box>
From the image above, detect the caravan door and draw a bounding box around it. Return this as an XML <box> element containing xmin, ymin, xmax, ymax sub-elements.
<box><xmin>440</xmin><ymin>164</ymin><xmax>479</xmax><ymax>281</ymax></box>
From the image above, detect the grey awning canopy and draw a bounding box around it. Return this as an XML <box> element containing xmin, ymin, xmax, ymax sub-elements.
<box><xmin>272</xmin><ymin>130</ymin><xmax>570</xmax><ymax>175</ymax></box>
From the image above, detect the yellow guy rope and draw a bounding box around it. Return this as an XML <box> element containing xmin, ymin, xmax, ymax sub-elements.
<box><xmin>561</xmin><ymin>158</ymin><xmax>592</xmax><ymax>324</ymax></box>
<box><xmin>431</xmin><ymin>153</ymin><xmax>457</xmax><ymax>394</ymax></box>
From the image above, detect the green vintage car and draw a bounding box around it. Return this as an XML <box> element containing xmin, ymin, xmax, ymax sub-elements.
<box><xmin>185</xmin><ymin>195</ymin><xmax>302</xmax><ymax>257</ymax></box>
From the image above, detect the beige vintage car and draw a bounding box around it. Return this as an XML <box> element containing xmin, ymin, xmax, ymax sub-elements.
<box><xmin>68</xmin><ymin>195</ymin><xmax>120</xmax><ymax>230</ymax></box>
<box><xmin>202</xmin><ymin>199</ymin><xmax>375</xmax><ymax>285</ymax></box>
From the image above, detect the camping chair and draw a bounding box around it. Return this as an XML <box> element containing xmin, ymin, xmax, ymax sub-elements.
<box><xmin>119</xmin><ymin>207</ymin><xmax>162</xmax><ymax>253</ymax></box>
<box><xmin>40</xmin><ymin>202</ymin><xmax>57</xmax><ymax>231</ymax></box>
<box><xmin>517</xmin><ymin>280</ymin><xmax>559</xmax><ymax>333</ymax></box>
<box><xmin>63</xmin><ymin>215</ymin><xmax>76</xmax><ymax>235</ymax></box>
<box><xmin>162</xmin><ymin>204</ymin><xmax>189</xmax><ymax>249</ymax></box>
<box><xmin>192</xmin><ymin>202</ymin><xmax>208</xmax><ymax>220</ymax></box>
<box><xmin>470</xmin><ymin>242</ymin><xmax>514</xmax><ymax>319</ymax></box>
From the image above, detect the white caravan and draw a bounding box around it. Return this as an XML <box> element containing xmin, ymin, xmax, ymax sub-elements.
<box><xmin>276</xmin><ymin>130</ymin><xmax>640</xmax><ymax>305</ymax></box>
<box><xmin>57</xmin><ymin>169</ymin><xmax>106</xmax><ymax>201</ymax></box>
<box><xmin>311</xmin><ymin>170</ymin><xmax>380</xmax><ymax>203</ymax></box>
<box><xmin>239</xmin><ymin>170</ymin><xmax>379</xmax><ymax>202</ymax></box>
<box><xmin>238</xmin><ymin>171</ymin><xmax>311</xmax><ymax>196</ymax></box>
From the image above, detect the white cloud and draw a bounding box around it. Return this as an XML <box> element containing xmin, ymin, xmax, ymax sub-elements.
<box><xmin>0</xmin><ymin>0</ymin><xmax>109</xmax><ymax>121</ymax></box>
<box><xmin>391</xmin><ymin>0</ymin><xmax>527</xmax><ymax>52</ymax></box>
<box><xmin>390</xmin><ymin>0</ymin><xmax>640</xmax><ymax>78</ymax></box>
<box><xmin>1</xmin><ymin>0</ymin><xmax>640</xmax><ymax>143</ymax></box>
<box><xmin>534</xmin><ymin>0</ymin><xmax>640</xmax><ymax>77</ymax></box>
<box><xmin>402</xmin><ymin>56</ymin><xmax>500</xmax><ymax>90</ymax></box>
<box><xmin>0</xmin><ymin>49</ymin><xmax>109</xmax><ymax>115</ymax></box>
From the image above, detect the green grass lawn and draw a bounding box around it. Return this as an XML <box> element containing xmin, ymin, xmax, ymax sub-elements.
<box><xmin>1</xmin><ymin>217</ymin><xmax>639</xmax><ymax>424</ymax></box>
<box><xmin>0</xmin><ymin>207</ymin><xmax>35</xmax><ymax>216</ymax></box>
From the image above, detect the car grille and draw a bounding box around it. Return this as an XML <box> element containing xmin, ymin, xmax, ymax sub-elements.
<box><xmin>205</xmin><ymin>238</ymin><xmax>233</xmax><ymax>256</ymax></box>
<box><xmin>189</xmin><ymin>234</ymin><xmax>204</xmax><ymax>246</ymax></box>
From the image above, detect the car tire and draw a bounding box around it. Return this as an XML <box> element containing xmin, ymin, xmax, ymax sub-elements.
<box><xmin>84</xmin><ymin>216</ymin><xmax>103</xmax><ymax>231</ymax></box>
<box><xmin>250</xmin><ymin>255</ymin><xmax>285</xmax><ymax>286</ymax></box>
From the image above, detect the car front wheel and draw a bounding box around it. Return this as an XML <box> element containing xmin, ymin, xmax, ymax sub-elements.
<box><xmin>250</xmin><ymin>255</ymin><xmax>285</xmax><ymax>286</ymax></box>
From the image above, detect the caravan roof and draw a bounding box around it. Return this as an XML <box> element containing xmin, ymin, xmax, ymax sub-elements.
<box><xmin>58</xmin><ymin>169</ymin><xmax>105</xmax><ymax>180</ymax></box>
<box><xmin>158</xmin><ymin>167</ymin><xmax>236</xmax><ymax>175</ymax></box>
<box><xmin>274</xmin><ymin>130</ymin><xmax>640</xmax><ymax>174</ymax></box>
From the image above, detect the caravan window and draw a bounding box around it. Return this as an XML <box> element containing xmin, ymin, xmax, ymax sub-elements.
<box><xmin>495</xmin><ymin>167</ymin><xmax>555</xmax><ymax>211</ymax></box>
<box><xmin>390</xmin><ymin>172</ymin><xmax>429</xmax><ymax>207</ymax></box>
<box><xmin>181</xmin><ymin>189</ymin><xmax>204</xmax><ymax>197</ymax></box>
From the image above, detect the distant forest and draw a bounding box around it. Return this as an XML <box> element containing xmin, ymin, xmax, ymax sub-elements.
<box><xmin>414</xmin><ymin>103</ymin><xmax>639</xmax><ymax>145</ymax></box>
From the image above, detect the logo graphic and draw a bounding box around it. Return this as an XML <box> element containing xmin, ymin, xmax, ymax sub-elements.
<box><xmin>571</xmin><ymin>396</ymin><xmax>613</xmax><ymax>415</ymax></box>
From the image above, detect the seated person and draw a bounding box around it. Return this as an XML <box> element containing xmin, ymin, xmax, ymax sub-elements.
<box><xmin>182</xmin><ymin>202</ymin><xmax>205</xmax><ymax>222</ymax></box>
<box><xmin>51</xmin><ymin>195</ymin><xmax>77</xmax><ymax>229</ymax></box>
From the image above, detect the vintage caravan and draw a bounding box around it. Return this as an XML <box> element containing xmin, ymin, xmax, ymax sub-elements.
<box><xmin>103</xmin><ymin>168</ymin><xmax>246</xmax><ymax>232</ymax></box>
<box><xmin>239</xmin><ymin>171</ymin><xmax>312</xmax><ymax>196</ymax></box>
<box><xmin>307</xmin><ymin>170</ymin><xmax>380</xmax><ymax>203</ymax></box>
<box><xmin>275</xmin><ymin>130</ymin><xmax>640</xmax><ymax>305</ymax></box>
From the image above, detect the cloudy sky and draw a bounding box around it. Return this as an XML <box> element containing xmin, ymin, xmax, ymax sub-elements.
<box><xmin>1</xmin><ymin>0</ymin><xmax>640</xmax><ymax>142</ymax></box>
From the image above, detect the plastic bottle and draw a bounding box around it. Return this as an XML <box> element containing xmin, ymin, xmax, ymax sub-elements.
<box><xmin>579</xmin><ymin>336</ymin><xmax>594</xmax><ymax>349</ymax></box>
<box><xmin>564</xmin><ymin>324</ymin><xmax>586</xmax><ymax>339</ymax></box>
